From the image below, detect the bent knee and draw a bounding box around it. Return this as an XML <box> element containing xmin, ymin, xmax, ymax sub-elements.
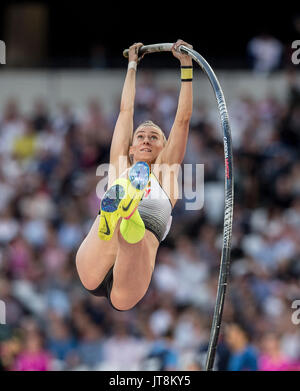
<box><xmin>111</xmin><ymin>301</ymin><xmax>136</xmax><ymax>311</ymax></box>
<box><xmin>110</xmin><ymin>290</ymin><xmax>144</xmax><ymax>311</ymax></box>
<box><xmin>75</xmin><ymin>251</ymin><xmax>101</xmax><ymax>290</ymax></box>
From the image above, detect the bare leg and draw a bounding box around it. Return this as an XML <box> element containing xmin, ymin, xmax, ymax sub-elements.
<box><xmin>76</xmin><ymin>215</ymin><xmax>159</xmax><ymax>311</ymax></box>
<box><xmin>110</xmin><ymin>229</ymin><xmax>158</xmax><ymax>311</ymax></box>
<box><xmin>75</xmin><ymin>215</ymin><xmax>119</xmax><ymax>290</ymax></box>
<box><xmin>76</xmin><ymin>167</ymin><xmax>132</xmax><ymax>289</ymax></box>
<box><xmin>76</xmin><ymin>160</ymin><xmax>158</xmax><ymax>307</ymax></box>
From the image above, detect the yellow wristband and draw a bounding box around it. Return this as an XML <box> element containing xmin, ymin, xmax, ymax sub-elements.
<box><xmin>181</xmin><ymin>66</ymin><xmax>193</xmax><ymax>81</ymax></box>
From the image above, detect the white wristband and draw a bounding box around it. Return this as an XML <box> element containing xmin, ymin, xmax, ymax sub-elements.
<box><xmin>128</xmin><ymin>61</ymin><xmax>137</xmax><ymax>71</ymax></box>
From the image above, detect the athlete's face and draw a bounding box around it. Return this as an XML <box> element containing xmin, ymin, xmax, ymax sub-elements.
<box><xmin>129</xmin><ymin>126</ymin><xmax>165</xmax><ymax>164</ymax></box>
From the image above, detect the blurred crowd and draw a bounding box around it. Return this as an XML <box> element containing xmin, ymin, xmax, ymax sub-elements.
<box><xmin>0</xmin><ymin>68</ymin><xmax>300</xmax><ymax>371</ymax></box>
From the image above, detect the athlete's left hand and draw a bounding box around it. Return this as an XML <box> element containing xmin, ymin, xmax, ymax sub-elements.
<box><xmin>172</xmin><ymin>39</ymin><xmax>193</xmax><ymax>66</ymax></box>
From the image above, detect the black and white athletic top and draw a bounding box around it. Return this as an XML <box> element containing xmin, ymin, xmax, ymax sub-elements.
<box><xmin>138</xmin><ymin>172</ymin><xmax>173</xmax><ymax>242</ymax></box>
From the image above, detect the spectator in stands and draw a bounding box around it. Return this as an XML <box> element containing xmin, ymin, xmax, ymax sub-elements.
<box><xmin>14</xmin><ymin>329</ymin><xmax>52</xmax><ymax>371</ymax></box>
<box><xmin>224</xmin><ymin>322</ymin><xmax>258</xmax><ymax>371</ymax></box>
<box><xmin>247</xmin><ymin>33</ymin><xmax>283</xmax><ymax>74</ymax></box>
<box><xmin>141</xmin><ymin>327</ymin><xmax>179</xmax><ymax>371</ymax></box>
<box><xmin>258</xmin><ymin>332</ymin><xmax>296</xmax><ymax>371</ymax></box>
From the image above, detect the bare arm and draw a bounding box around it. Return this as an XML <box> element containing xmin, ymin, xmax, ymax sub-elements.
<box><xmin>109</xmin><ymin>43</ymin><xmax>143</xmax><ymax>165</ymax></box>
<box><xmin>160</xmin><ymin>40</ymin><xmax>193</xmax><ymax>165</ymax></box>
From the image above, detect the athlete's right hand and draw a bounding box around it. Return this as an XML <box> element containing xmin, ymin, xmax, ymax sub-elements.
<box><xmin>128</xmin><ymin>42</ymin><xmax>144</xmax><ymax>63</ymax></box>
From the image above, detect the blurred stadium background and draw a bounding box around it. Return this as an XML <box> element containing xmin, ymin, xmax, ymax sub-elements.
<box><xmin>0</xmin><ymin>2</ymin><xmax>300</xmax><ymax>371</ymax></box>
